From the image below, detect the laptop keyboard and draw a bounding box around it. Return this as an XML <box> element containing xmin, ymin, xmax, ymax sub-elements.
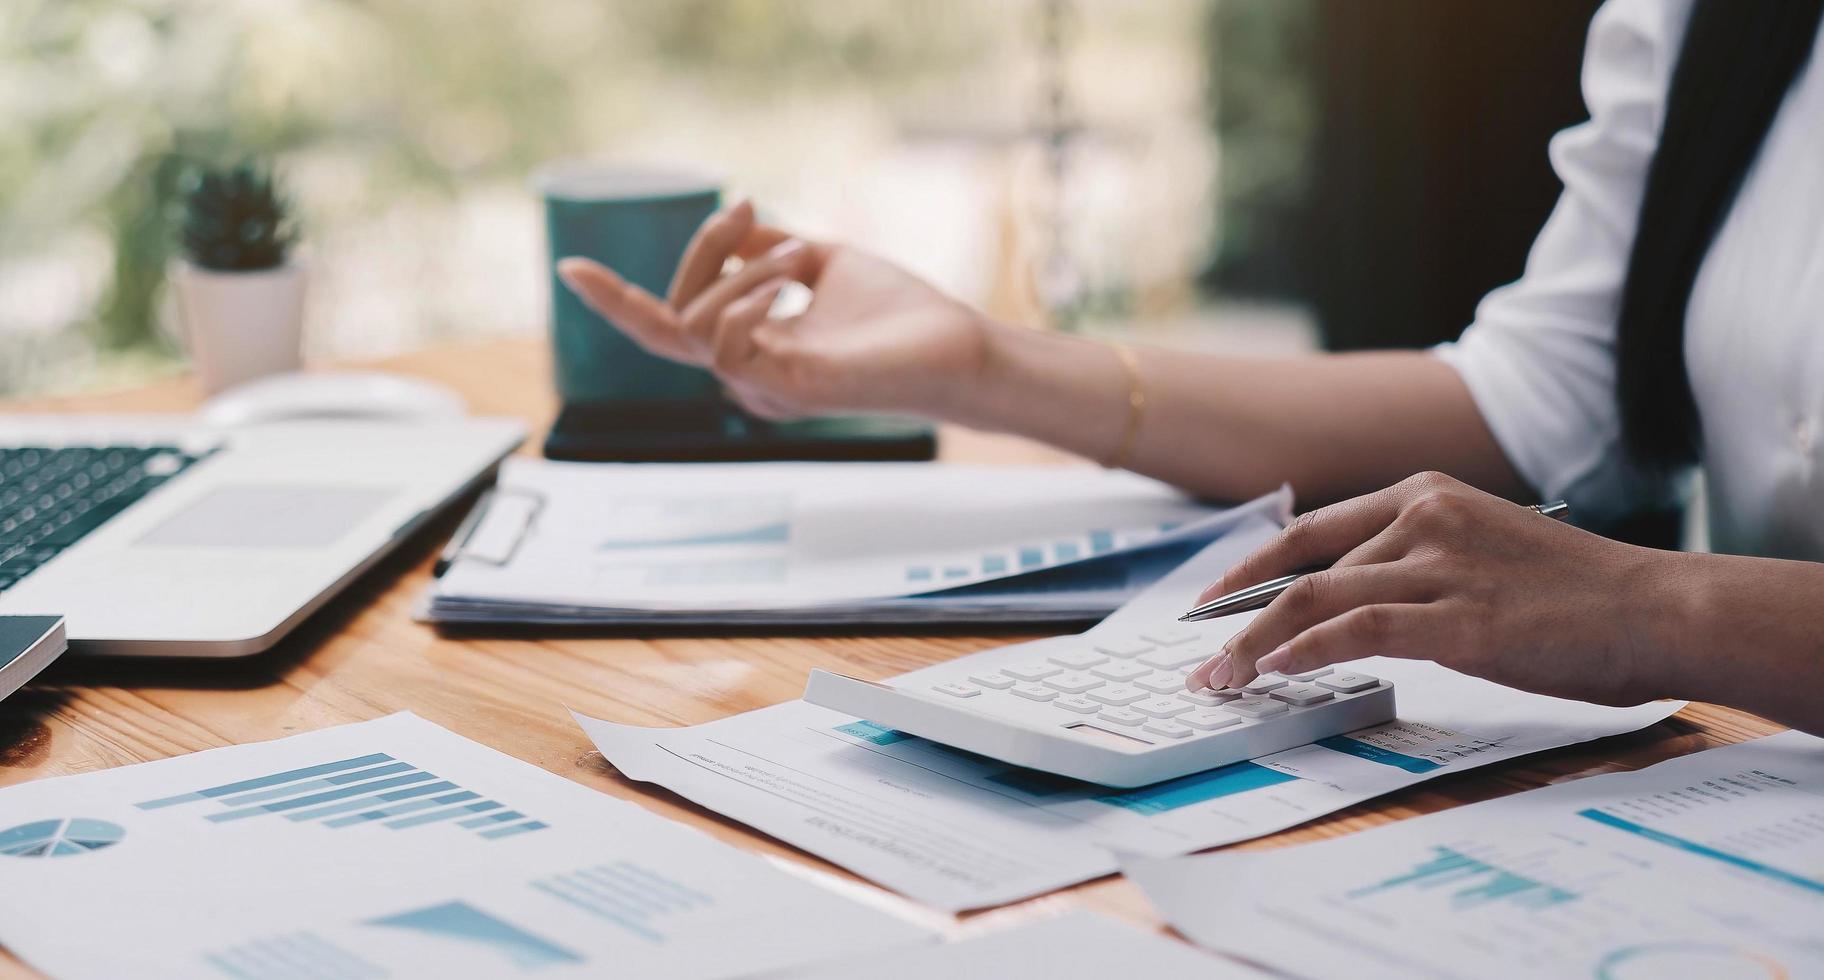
<box><xmin>0</xmin><ymin>446</ymin><xmax>206</xmax><ymax>591</ymax></box>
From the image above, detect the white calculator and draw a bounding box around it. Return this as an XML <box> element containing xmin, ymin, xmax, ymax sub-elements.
<box><xmin>804</xmin><ymin>622</ymin><xmax>1394</xmax><ymax>788</ymax></box>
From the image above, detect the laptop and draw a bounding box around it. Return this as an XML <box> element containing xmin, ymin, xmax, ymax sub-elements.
<box><xmin>0</xmin><ymin>415</ymin><xmax>523</xmax><ymax>657</ymax></box>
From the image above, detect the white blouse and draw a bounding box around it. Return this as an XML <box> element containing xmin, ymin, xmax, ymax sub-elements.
<box><xmin>1434</xmin><ymin>0</ymin><xmax>1824</xmax><ymax>559</ymax></box>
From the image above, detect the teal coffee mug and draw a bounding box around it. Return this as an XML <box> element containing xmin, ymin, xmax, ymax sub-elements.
<box><xmin>537</xmin><ymin>162</ymin><xmax>722</xmax><ymax>402</ymax></box>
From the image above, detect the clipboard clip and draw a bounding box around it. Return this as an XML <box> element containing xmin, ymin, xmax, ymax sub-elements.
<box><xmin>433</xmin><ymin>486</ymin><xmax>545</xmax><ymax>576</ymax></box>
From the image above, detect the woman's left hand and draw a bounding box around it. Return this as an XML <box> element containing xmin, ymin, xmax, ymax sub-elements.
<box><xmin>1185</xmin><ymin>471</ymin><xmax>1685</xmax><ymax>706</ymax></box>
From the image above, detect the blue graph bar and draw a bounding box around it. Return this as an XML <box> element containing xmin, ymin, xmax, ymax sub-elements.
<box><xmin>136</xmin><ymin>753</ymin><xmax>393</xmax><ymax>809</ymax></box>
<box><xmin>206</xmin><ymin>772</ymin><xmax>438</xmax><ymax>822</ymax></box>
<box><xmin>217</xmin><ymin>762</ymin><xmax>416</xmax><ymax>807</ymax></box>
<box><xmin>134</xmin><ymin>749</ymin><xmax>538</xmax><ymax>841</ymax></box>
<box><xmin>386</xmin><ymin>800</ymin><xmax>501</xmax><ymax>830</ymax></box>
<box><xmin>325</xmin><ymin>796</ymin><xmax>447</xmax><ymax>828</ymax></box>
<box><xmin>283</xmin><ymin>780</ymin><xmax>455</xmax><ymax>822</ymax></box>
<box><xmin>480</xmin><ymin>821</ymin><xmax>548</xmax><ymax>840</ymax></box>
<box><xmin>459</xmin><ymin>810</ymin><xmax>524</xmax><ymax>829</ymax></box>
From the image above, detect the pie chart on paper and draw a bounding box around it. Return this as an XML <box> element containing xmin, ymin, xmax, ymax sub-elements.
<box><xmin>0</xmin><ymin>818</ymin><xmax>125</xmax><ymax>858</ymax></box>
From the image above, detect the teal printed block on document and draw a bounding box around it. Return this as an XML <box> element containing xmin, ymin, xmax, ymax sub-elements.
<box><xmin>834</xmin><ymin>720</ymin><xmax>911</xmax><ymax>745</ymax></box>
<box><xmin>365</xmin><ymin>900</ymin><xmax>584</xmax><ymax>969</ymax></box>
<box><xmin>1095</xmin><ymin>761</ymin><xmax>1299</xmax><ymax>815</ymax></box>
<box><xmin>1316</xmin><ymin>735</ymin><xmax>1442</xmax><ymax>773</ymax></box>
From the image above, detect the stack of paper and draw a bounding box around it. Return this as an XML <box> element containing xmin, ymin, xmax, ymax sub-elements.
<box><xmin>421</xmin><ymin>459</ymin><xmax>1290</xmax><ymax>626</ymax></box>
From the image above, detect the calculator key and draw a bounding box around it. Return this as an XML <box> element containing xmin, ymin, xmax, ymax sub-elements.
<box><xmin>1143</xmin><ymin>720</ymin><xmax>1193</xmax><ymax>739</ymax></box>
<box><xmin>1269</xmin><ymin>682</ymin><xmax>1335</xmax><ymax>706</ymax></box>
<box><xmin>932</xmin><ymin>682</ymin><xmax>981</xmax><ymax>698</ymax></box>
<box><xmin>1093</xmin><ymin>637</ymin><xmax>1155</xmax><ymax>658</ymax></box>
<box><xmin>1317</xmin><ymin>672</ymin><xmax>1381</xmax><ymax>693</ymax></box>
<box><xmin>1140</xmin><ymin>626</ymin><xmax>1200</xmax><ymax>646</ymax></box>
<box><xmin>1133</xmin><ymin>672</ymin><xmax>1188</xmax><ymax>694</ymax></box>
<box><xmin>1280</xmin><ymin>666</ymin><xmax>1333</xmax><ymax>682</ymax></box>
<box><xmin>1003</xmin><ymin>662</ymin><xmax>1062</xmax><ymax>681</ymax></box>
<box><xmin>1010</xmin><ymin>682</ymin><xmax>1059</xmax><ymax>702</ymax></box>
<box><xmin>1178</xmin><ymin>708</ymin><xmax>1242</xmax><ymax>731</ymax></box>
<box><xmin>1090</xmin><ymin>660</ymin><xmax>1150</xmax><ymax>682</ymax></box>
<box><xmin>1242</xmin><ymin>673</ymin><xmax>1288</xmax><ymax>694</ymax></box>
<box><xmin>1048</xmin><ymin>649</ymin><xmax>1109</xmax><ymax>670</ymax></box>
<box><xmin>1223</xmin><ymin>697</ymin><xmax>1288</xmax><ymax>719</ymax></box>
<box><xmin>1132</xmin><ymin>696</ymin><xmax>1191</xmax><ymax>719</ymax></box>
<box><xmin>1052</xmin><ymin>695</ymin><xmax>1102</xmax><ymax>714</ymax></box>
<box><xmin>1042</xmin><ymin>671</ymin><xmax>1105</xmax><ymax>694</ymax></box>
<box><xmin>1097</xmin><ymin>707</ymin><xmax>1146</xmax><ymax>726</ymax></box>
<box><xmin>1137</xmin><ymin>647</ymin><xmax>1213</xmax><ymax>670</ymax></box>
<box><xmin>1086</xmin><ymin>685</ymin><xmax>1148</xmax><ymax>706</ymax></box>
<box><xmin>1179</xmin><ymin>689</ymin><xmax>1241</xmax><ymax>707</ymax></box>
<box><xmin>968</xmin><ymin>672</ymin><xmax>1016</xmax><ymax>690</ymax></box>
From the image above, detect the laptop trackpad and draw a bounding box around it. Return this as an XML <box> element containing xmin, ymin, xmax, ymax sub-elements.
<box><xmin>138</xmin><ymin>486</ymin><xmax>394</xmax><ymax>549</ymax></box>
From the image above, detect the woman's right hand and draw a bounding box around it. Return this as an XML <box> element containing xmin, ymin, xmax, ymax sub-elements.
<box><xmin>557</xmin><ymin>199</ymin><xmax>993</xmax><ymax>422</ymax></box>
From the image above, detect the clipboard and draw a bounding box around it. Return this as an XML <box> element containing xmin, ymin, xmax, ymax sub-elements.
<box><xmin>433</xmin><ymin>487</ymin><xmax>545</xmax><ymax>576</ymax></box>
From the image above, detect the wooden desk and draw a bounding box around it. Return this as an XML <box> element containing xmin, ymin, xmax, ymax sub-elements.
<box><xmin>0</xmin><ymin>337</ymin><xmax>1784</xmax><ymax>974</ymax></box>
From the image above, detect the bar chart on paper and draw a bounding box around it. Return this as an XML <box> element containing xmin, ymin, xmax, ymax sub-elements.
<box><xmin>901</xmin><ymin>520</ymin><xmax>1188</xmax><ymax>584</ymax></box>
<box><xmin>1347</xmin><ymin>845</ymin><xmax>1579</xmax><ymax>910</ymax></box>
<box><xmin>135</xmin><ymin>752</ymin><xmax>548</xmax><ymax>840</ymax></box>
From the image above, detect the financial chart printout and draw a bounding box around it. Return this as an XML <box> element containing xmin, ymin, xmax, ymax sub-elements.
<box><xmin>0</xmin><ymin>714</ymin><xmax>927</xmax><ymax>979</ymax></box>
<box><xmin>1129</xmin><ymin>730</ymin><xmax>1824</xmax><ymax>980</ymax></box>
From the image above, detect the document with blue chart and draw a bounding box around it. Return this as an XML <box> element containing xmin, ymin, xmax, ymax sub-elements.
<box><xmin>1127</xmin><ymin>730</ymin><xmax>1824</xmax><ymax>979</ymax></box>
<box><xmin>578</xmin><ymin>523</ymin><xmax>1683</xmax><ymax>911</ymax></box>
<box><xmin>424</xmin><ymin>459</ymin><xmax>1290</xmax><ymax>626</ymax></box>
<box><xmin>0</xmin><ymin>713</ymin><xmax>928</xmax><ymax>979</ymax></box>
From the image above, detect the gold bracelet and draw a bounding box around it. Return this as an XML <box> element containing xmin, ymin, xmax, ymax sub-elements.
<box><xmin>1104</xmin><ymin>342</ymin><xmax>1147</xmax><ymax>469</ymax></box>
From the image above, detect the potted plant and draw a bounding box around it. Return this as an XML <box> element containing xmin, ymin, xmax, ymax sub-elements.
<box><xmin>172</xmin><ymin>162</ymin><xmax>304</xmax><ymax>394</ymax></box>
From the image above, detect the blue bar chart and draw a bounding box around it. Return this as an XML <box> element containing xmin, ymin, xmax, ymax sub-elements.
<box><xmin>901</xmin><ymin>519</ymin><xmax>1188</xmax><ymax>585</ymax></box>
<box><xmin>136</xmin><ymin>752</ymin><xmax>547</xmax><ymax>841</ymax></box>
<box><xmin>1347</xmin><ymin>845</ymin><xmax>1579</xmax><ymax>910</ymax></box>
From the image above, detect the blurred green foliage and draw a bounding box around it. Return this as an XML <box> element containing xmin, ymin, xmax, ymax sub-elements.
<box><xmin>0</xmin><ymin>0</ymin><xmax>987</xmax><ymax>391</ymax></box>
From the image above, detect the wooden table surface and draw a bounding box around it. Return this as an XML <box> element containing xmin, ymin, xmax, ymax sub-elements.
<box><xmin>0</xmin><ymin>337</ymin><xmax>1786</xmax><ymax>974</ymax></box>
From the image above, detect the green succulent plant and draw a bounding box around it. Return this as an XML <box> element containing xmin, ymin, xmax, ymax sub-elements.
<box><xmin>178</xmin><ymin>162</ymin><xmax>296</xmax><ymax>272</ymax></box>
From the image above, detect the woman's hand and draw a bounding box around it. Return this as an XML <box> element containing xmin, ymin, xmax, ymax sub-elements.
<box><xmin>556</xmin><ymin>199</ymin><xmax>993</xmax><ymax>421</ymax></box>
<box><xmin>1185</xmin><ymin>472</ymin><xmax>1687</xmax><ymax>706</ymax></box>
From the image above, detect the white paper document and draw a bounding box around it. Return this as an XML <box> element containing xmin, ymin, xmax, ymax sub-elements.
<box><xmin>784</xmin><ymin>910</ymin><xmax>1260</xmax><ymax>979</ymax></box>
<box><xmin>0</xmin><ymin>713</ymin><xmax>928</xmax><ymax>980</ymax></box>
<box><xmin>425</xmin><ymin>459</ymin><xmax>1289</xmax><ymax>625</ymax></box>
<box><xmin>1127</xmin><ymin>730</ymin><xmax>1824</xmax><ymax>980</ymax></box>
<box><xmin>578</xmin><ymin>523</ymin><xmax>1684</xmax><ymax>911</ymax></box>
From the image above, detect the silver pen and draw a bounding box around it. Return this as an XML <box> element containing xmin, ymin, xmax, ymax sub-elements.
<box><xmin>1177</xmin><ymin>499</ymin><xmax>1571</xmax><ymax>623</ymax></box>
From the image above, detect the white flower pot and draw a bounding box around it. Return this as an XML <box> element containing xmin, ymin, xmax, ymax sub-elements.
<box><xmin>173</xmin><ymin>259</ymin><xmax>306</xmax><ymax>395</ymax></box>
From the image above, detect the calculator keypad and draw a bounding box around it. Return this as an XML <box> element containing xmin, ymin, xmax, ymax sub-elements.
<box><xmin>928</xmin><ymin>629</ymin><xmax>1386</xmax><ymax>749</ymax></box>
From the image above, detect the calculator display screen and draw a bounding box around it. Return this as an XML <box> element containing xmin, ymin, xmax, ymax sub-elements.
<box><xmin>1064</xmin><ymin>723</ymin><xmax>1153</xmax><ymax>751</ymax></box>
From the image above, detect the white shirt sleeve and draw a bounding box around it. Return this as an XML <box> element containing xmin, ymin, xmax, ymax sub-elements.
<box><xmin>1432</xmin><ymin>0</ymin><xmax>1693</xmax><ymax>525</ymax></box>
